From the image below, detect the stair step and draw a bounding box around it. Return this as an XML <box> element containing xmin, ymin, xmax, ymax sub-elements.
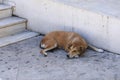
<box><xmin>0</xmin><ymin>31</ymin><xmax>39</xmax><ymax>47</ymax></box>
<box><xmin>0</xmin><ymin>17</ymin><xmax>26</xmax><ymax>28</ymax></box>
<box><xmin>0</xmin><ymin>4</ymin><xmax>12</xmax><ymax>19</ymax></box>
<box><xmin>0</xmin><ymin>17</ymin><xmax>27</xmax><ymax>38</ymax></box>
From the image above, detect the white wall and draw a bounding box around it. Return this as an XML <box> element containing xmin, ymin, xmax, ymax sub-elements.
<box><xmin>0</xmin><ymin>0</ymin><xmax>2</xmax><ymax>3</ymax></box>
<box><xmin>6</xmin><ymin>0</ymin><xmax>120</xmax><ymax>54</ymax></box>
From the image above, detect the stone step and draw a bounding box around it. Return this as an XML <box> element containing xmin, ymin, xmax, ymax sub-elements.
<box><xmin>0</xmin><ymin>17</ymin><xmax>27</xmax><ymax>38</ymax></box>
<box><xmin>0</xmin><ymin>30</ymin><xmax>39</xmax><ymax>47</ymax></box>
<box><xmin>0</xmin><ymin>4</ymin><xmax>12</xmax><ymax>19</ymax></box>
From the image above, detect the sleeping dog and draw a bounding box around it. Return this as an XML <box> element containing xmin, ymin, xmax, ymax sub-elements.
<box><xmin>40</xmin><ymin>31</ymin><xmax>104</xmax><ymax>58</ymax></box>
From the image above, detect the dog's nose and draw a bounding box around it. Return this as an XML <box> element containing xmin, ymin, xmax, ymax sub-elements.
<box><xmin>66</xmin><ymin>55</ymin><xmax>70</xmax><ymax>58</ymax></box>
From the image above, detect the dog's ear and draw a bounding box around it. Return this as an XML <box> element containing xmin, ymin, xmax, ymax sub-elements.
<box><xmin>80</xmin><ymin>46</ymin><xmax>86</xmax><ymax>53</ymax></box>
<box><xmin>67</xmin><ymin>43</ymin><xmax>72</xmax><ymax>49</ymax></box>
<box><xmin>65</xmin><ymin>43</ymin><xmax>72</xmax><ymax>51</ymax></box>
<box><xmin>79</xmin><ymin>46</ymin><xmax>86</xmax><ymax>56</ymax></box>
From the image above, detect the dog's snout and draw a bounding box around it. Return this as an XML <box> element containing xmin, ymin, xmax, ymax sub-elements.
<box><xmin>67</xmin><ymin>55</ymin><xmax>70</xmax><ymax>58</ymax></box>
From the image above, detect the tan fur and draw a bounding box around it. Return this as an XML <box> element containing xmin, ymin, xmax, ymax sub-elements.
<box><xmin>40</xmin><ymin>31</ymin><xmax>104</xmax><ymax>58</ymax></box>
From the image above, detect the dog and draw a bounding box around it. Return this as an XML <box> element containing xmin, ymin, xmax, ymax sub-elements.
<box><xmin>40</xmin><ymin>31</ymin><xmax>104</xmax><ymax>58</ymax></box>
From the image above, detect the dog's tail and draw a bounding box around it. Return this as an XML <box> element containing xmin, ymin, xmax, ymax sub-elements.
<box><xmin>88</xmin><ymin>44</ymin><xmax>104</xmax><ymax>53</ymax></box>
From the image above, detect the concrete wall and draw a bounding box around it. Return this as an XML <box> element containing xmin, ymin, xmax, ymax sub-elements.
<box><xmin>5</xmin><ymin>0</ymin><xmax>120</xmax><ymax>54</ymax></box>
<box><xmin>0</xmin><ymin>0</ymin><xmax>3</xmax><ymax>3</ymax></box>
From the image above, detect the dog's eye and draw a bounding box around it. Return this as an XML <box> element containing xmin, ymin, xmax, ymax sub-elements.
<box><xmin>73</xmin><ymin>51</ymin><xmax>77</xmax><ymax>53</ymax></box>
<box><xmin>67</xmin><ymin>44</ymin><xmax>72</xmax><ymax>49</ymax></box>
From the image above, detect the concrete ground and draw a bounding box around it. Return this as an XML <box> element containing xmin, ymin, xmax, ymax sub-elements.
<box><xmin>0</xmin><ymin>36</ymin><xmax>120</xmax><ymax>80</ymax></box>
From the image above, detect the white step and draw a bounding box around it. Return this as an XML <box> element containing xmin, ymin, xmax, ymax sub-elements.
<box><xmin>0</xmin><ymin>17</ymin><xmax>27</xmax><ymax>38</ymax></box>
<box><xmin>0</xmin><ymin>31</ymin><xmax>39</xmax><ymax>47</ymax></box>
<box><xmin>0</xmin><ymin>4</ymin><xmax>12</xmax><ymax>19</ymax></box>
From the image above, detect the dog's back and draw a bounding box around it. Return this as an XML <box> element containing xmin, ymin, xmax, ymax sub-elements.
<box><xmin>41</xmin><ymin>31</ymin><xmax>87</xmax><ymax>49</ymax></box>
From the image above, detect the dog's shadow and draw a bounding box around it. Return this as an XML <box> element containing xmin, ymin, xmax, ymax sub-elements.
<box><xmin>40</xmin><ymin>47</ymin><xmax>102</xmax><ymax>61</ymax></box>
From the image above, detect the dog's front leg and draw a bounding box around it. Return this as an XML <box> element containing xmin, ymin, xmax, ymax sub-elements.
<box><xmin>40</xmin><ymin>43</ymin><xmax>57</xmax><ymax>57</ymax></box>
<box><xmin>40</xmin><ymin>49</ymin><xmax>48</xmax><ymax>57</ymax></box>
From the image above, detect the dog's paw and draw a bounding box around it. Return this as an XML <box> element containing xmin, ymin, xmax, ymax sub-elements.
<box><xmin>44</xmin><ymin>54</ymin><xmax>47</xmax><ymax>57</ymax></box>
<box><xmin>40</xmin><ymin>50</ymin><xmax>48</xmax><ymax>57</ymax></box>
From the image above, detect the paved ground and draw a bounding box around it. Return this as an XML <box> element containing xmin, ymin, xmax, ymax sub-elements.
<box><xmin>0</xmin><ymin>36</ymin><xmax>120</xmax><ymax>80</ymax></box>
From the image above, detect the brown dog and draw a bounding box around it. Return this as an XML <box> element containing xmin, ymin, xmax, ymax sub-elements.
<box><xmin>40</xmin><ymin>31</ymin><xmax>104</xmax><ymax>58</ymax></box>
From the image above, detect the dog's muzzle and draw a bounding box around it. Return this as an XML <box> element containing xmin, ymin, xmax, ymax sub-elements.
<box><xmin>67</xmin><ymin>55</ymin><xmax>70</xmax><ymax>58</ymax></box>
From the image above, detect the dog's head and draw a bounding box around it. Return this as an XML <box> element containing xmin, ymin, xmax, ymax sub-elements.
<box><xmin>67</xmin><ymin>42</ymin><xmax>87</xmax><ymax>58</ymax></box>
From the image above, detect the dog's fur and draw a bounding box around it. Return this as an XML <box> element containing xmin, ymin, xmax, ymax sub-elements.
<box><xmin>40</xmin><ymin>31</ymin><xmax>104</xmax><ymax>58</ymax></box>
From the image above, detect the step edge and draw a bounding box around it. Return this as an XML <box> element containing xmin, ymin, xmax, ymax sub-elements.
<box><xmin>0</xmin><ymin>4</ymin><xmax>12</xmax><ymax>11</ymax></box>
<box><xmin>0</xmin><ymin>24</ymin><xmax>26</xmax><ymax>38</ymax></box>
<box><xmin>0</xmin><ymin>31</ymin><xmax>39</xmax><ymax>47</ymax></box>
<box><xmin>0</xmin><ymin>7</ymin><xmax>12</xmax><ymax>11</ymax></box>
<box><xmin>0</xmin><ymin>19</ymin><xmax>27</xmax><ymax>29</ymax></box>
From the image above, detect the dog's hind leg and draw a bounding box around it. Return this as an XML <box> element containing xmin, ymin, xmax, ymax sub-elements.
<box><xmin>88</xmin><ymin>44</ymin><xmax>104</xmax><ymax>53</ymax></box>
